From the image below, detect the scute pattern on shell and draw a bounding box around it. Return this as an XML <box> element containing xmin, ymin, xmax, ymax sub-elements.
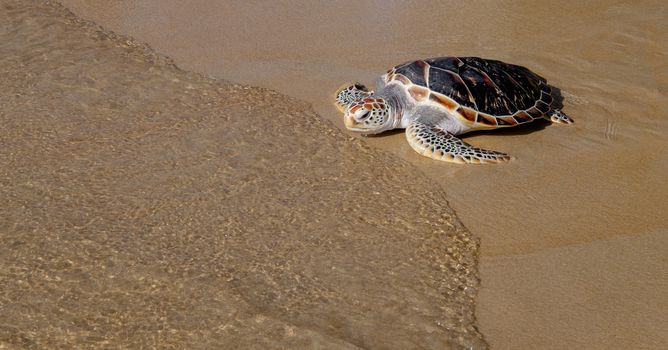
<box><xmin>386</xmin><ymin>56</ymin><xmax>555</xmax><ymax>127</ymax></box>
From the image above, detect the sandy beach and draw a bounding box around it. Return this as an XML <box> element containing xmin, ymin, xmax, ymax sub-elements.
<box><xmin>2</xmin><ymin>0</ymin><xmax>667</xmax><ymax>348</ymax></box>
<box><xmin>57</xmin><ymin>1</ymin><xmax>668</xmax><ymax>348</ymax></box>
<box><xmin>1</xmin><ymin>2</ymin><xmax>483</xmax><ymax>348</ymax></box>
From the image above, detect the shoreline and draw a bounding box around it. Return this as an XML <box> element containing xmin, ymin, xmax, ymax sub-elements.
<box><xmin>54</xmin><ymin>0</ymin><xmax>668</xmax><ymax>348</ymax></box>
<box><xmin>5</xmin><ymin>0</ymin><xmax>668</xmax><ymax>349</ymax></box>
<box><xmin>1</xmin><ymin>1</ymin><xmax>486</xmax><ymax>348</ymax></box>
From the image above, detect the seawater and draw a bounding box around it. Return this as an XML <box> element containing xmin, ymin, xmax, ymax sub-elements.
<box><xmin>0</xmin><ymin>1</ymin><xmax>486</xmax><ymax>349</ymax></box>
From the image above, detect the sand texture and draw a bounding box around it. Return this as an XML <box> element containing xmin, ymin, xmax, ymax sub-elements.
<box><xmin>0</xmin><ymin>2</ymin><xmax>485</xmax><ymax>349</ymax></box>
<box><xmin>55</xmin><ymin>0</ymin><xmax>668</xmax><ymax>348</ymax></box>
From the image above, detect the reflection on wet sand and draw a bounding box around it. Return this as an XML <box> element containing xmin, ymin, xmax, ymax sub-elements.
<box><xmin>0</xmin><ymin>1</ymin><xmax>485</xmax><ymax>348</ymax></box>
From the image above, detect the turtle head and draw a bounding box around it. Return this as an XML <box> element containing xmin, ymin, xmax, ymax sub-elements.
<box><xmin>342</xmin><ymin>96</ymin><xmax>394</xmax><ymax>135</ymax></box>
<box><xmin>335</xmin><ymin>82</ymin><xmax>394</xmax><ymax>135</ymax></box>
<box><xmin>334</xmin><ymin>82</ymin><xmax>371</xmax><ymax>112</ymax></box>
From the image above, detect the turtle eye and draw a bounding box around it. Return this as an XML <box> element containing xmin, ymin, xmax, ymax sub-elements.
<box><xmin>359</xmin><ymin>111</ymin><xmax>370</xmax><ymax>120</ymax></box>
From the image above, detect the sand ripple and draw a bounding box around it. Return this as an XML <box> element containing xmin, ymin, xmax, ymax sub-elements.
<box><xmin>0</xmin><ymin>2</ymin><xmax>484</xmax><ymax>348</ymax></box>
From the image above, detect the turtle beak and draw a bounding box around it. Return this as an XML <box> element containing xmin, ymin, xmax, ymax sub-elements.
<box><xmin>344</xmin><ymin>116</ymin><xmax>371</xmax><ymax>133</ymax></box>
<box><xmin>344</xmin><ymin>115</ymin><xmax>362</xmax><ymax>129</ymax></box>
<box><xmin>343</xmin><ymin>114</ymin><xmax>364</xmax><ymax>131</ymax></box>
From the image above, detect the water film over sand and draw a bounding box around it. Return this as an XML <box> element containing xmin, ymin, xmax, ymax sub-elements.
<box><xmin>55</xmin><ymin>0</ymin><xmax>668</xmax><ymax>348</ymax></box>
<box><xmin>0</xmin><ymin>1</ymin><xmax>485</xmax><ymax>348</ymax></box>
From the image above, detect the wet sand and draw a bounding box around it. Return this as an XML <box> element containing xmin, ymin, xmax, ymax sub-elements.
<box><xmin>55</xmin><ymin>0</ymin><xmax>668</xmax><ymax>348</ymax></box>
<box><xmin>0</xmin><ymin>2</ymin><xmax>484</xmax><ymax>348</ymax></box>
<box><xmin>57</xmin><ymin>0</ymin><xmax>668</xmax><ymax>349</ymax></box>
<box><xmin>4</xmin><ymin>0</ymin><xmax>667</xmax><ymax>348</ymax></box>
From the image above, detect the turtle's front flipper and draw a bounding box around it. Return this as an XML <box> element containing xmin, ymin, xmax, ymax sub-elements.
<box><xmin>547</xmin><ymin>109</ymin><xmax>574</xmax><ymax>124</ymax></box>
<box><xmin>406</xmin><ymin>121</ymin><xmax>511</xmax><ymax>164</ymax></box>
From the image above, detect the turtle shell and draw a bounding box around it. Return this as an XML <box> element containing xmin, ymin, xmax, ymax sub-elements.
<box><xmin>383</xmin><ymin>57</ymin><xmax>554</xmax><ymax>128</ymax></box>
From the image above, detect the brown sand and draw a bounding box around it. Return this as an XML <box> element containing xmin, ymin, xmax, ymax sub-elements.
<box><xmin>0</xmin><ymin>1</ymin><xmax>485</xmax><ymax>348</ymax></box>
<box><xmin>56</xmin><ymin>0</ymin><xmax>668</xmax><ymax>348</ymax></box>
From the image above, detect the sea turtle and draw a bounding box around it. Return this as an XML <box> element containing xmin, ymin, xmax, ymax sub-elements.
<box><xmin>335</xmin><ymin>56</ymin><xmax>573</xmax><ymax>164</ymax></box>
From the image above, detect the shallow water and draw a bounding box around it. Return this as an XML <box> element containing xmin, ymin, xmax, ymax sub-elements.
<box><xmin>0</xmin><ymin>1</ymin><xmax>484</xmax><ymax>348</ymax></box>
<box><xmin>57</xmin><ymin>0</ymin><xmax>668</xmax><ymax>348</ymax></box>
<box><xmin>60</xmin><ymin>0</ymin><xmax>668</xmax><ymax>255</ymax></box>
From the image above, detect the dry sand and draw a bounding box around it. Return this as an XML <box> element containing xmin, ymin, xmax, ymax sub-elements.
<box><xmin>5</xmin><ymin>0</ymin><xmax>668</xmax><ymax>348</ymax></box>
<box><xmin>1</xmin><ymin>1</ymin><xmax>484</xmax><ymax>348</ymax></box>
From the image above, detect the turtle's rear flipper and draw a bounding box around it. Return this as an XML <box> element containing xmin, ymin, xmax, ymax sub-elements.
<box><xmin>547</xmin><ymin>109</ymin><xmax>574</xmax><ymax>124</ymax></box>
<box><xmin>406</xmin><ymin>121</ymin><xmax>512</xmax><ymax>164</ymax></box>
